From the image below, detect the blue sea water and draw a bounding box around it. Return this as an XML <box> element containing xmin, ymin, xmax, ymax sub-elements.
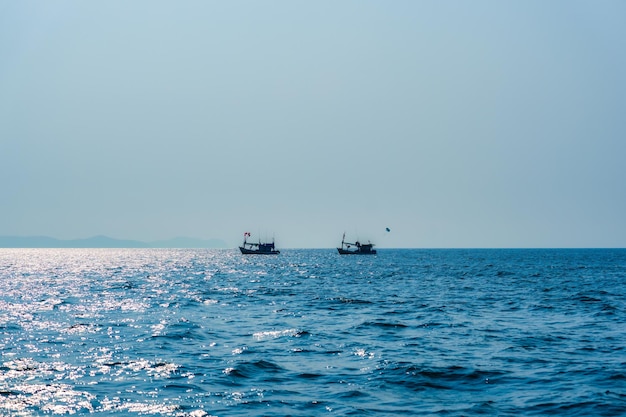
<box><xmin>1</xmin><ymin>248</ymin><xmax>625</xmax><ymax>416</ymax></box>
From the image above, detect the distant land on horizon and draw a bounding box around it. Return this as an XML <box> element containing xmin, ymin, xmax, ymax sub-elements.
<box><xmin>0</xmin><ymin>235</ymin><xmax>229</xmax><ymax>249</ymax></box>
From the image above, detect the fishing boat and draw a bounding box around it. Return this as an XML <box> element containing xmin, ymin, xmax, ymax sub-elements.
<box><xmin>337</xmin><ymin>233</ymin><xmax>377</xmax><ymax>255</ymax></box>
<box><xmin>239</xmin><ymin>232</ymin><xmax>280</xmax><ymax>255</ymax></box>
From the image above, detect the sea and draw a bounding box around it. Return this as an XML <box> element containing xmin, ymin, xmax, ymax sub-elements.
<box><xmin>1</xmin><ymin>248</ymin><xmax>625</xmax><ymax>416</ymax></box>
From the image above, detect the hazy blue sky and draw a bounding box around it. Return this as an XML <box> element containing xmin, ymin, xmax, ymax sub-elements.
<box><xmin>2</xmin><ymin>1</ymin><xmax>625</xmax><ymax>248</ymax></box>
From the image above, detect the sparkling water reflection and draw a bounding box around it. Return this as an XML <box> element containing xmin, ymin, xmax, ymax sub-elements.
<box><xmin>1</xmin><ymin>248</ymin><xmax>625</xmax><ymax>416</ymax></box>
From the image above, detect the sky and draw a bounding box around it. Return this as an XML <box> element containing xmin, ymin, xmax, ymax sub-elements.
<box><xmin>1</xmin><ymin>1</ymin><xmax>625</xmax><ymax>248</ymax></box>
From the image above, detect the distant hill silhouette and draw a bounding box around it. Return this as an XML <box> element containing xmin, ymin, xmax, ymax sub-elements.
<box><xmin>148</xmin><ymin>237</ymin><xmax>228</xmax><ymax>248</ymax></box>
<box><xmin>0</xmin><ymin>235</ymin><xmax>228</xmax><ymax>248</ymax></box>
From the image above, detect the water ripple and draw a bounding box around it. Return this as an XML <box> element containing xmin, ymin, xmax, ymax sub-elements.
<box><xmin>1</xmin><ymin>248</ymin><xmax>625</xmax><ymax>415</ymax></box>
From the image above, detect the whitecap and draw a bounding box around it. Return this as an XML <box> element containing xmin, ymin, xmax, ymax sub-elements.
<box><xmin>253</xmin><ymin>328</ymin><xmax>299</xmax><ymax>340</ymax></box>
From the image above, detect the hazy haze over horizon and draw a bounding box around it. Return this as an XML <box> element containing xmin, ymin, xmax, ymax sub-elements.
<box><xmin>2</xmin><ymin>1</ymin><xmax>625</xmax><ymax>248</ymax></box>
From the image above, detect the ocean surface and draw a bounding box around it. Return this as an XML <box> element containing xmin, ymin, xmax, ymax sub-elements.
<box><xmin>1</xmin><ymin>248</ymin><xmax>625</xmax><ymax>416</ymax></box>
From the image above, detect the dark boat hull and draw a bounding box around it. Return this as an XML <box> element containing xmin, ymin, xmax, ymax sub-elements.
<box><xmin>337</xmin><ymin>248</ymin><xmax>377</xmax><ymax>255</ymax></box>
<box><xmin>239</xmin><ymin>247</ymin><xmax>280</xmax><ymax>255</ymax></box>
